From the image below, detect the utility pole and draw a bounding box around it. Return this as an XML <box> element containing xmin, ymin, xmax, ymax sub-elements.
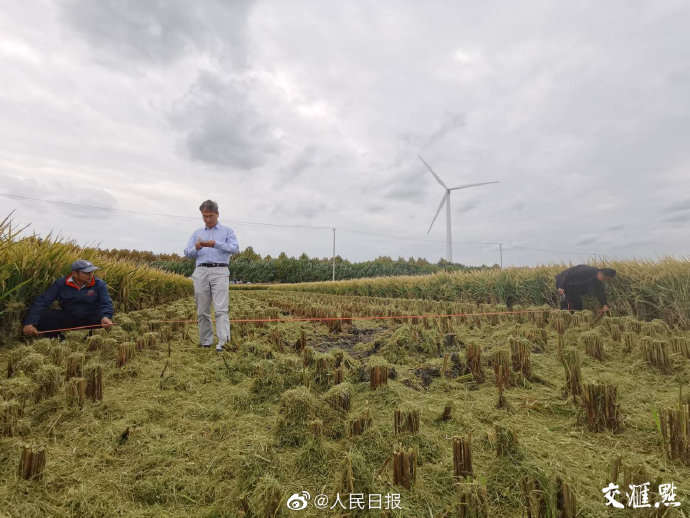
<box><xmin>332</xmin><ymin>227</ymin><xmax>336</xmax><ymax>281</ymax></box>
<box><xmin>499</xmin><ymin>243</ymin><xmax>503</xmax><ymax>269</ymax></box>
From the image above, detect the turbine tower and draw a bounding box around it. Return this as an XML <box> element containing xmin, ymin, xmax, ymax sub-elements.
<box><xmin>419</xmin><ymin>155</ymin><xmax>499</xmax><ymax>263</ymax></box>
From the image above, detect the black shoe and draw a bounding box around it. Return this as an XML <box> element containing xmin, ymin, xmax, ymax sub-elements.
<box><xmin>199</xmin><ymin>343</ymin><xmax>211</xmax><ymax>348</ymax></box>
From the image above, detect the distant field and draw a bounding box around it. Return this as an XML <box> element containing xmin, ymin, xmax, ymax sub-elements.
<box><xmin>267</xmin><ymin>258</ymin><xmax>690</xmax><ymax>327</ymax></box>
<box><xmin>1</xmin><ymin>289</ymin><xmax>689</xmax><ymax>517</ymax></box>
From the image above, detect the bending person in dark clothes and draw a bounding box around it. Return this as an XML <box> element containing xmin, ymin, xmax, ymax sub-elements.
<box><xmin>555</xmin><ymin>265</ymin><xmax>616</xmax><ymax>312</ymax></box>
<box><xmin>22</xmin><ymin>259</ymin><xmax>114</xmax><ymax>338</ymax></box>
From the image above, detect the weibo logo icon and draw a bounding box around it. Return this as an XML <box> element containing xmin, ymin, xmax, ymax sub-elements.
<box><xmin>286</xmin><ymin>491</ymin><xmax>310</xmax><ymax>511</ymax></box>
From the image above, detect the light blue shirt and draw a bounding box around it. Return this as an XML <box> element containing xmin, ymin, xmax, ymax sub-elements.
<box><xmin>184</xmin><ymin>223</ymin><xmax>239</xmax><ymax>266</ymax></box>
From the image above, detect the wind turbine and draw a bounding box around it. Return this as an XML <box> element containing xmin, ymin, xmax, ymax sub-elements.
<box><xmin>419</xmin><ymin>155</ymin><xmax>499</xmax><ymax>263</ymax></box>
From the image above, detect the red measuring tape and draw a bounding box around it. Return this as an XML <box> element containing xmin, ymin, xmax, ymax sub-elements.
<box><xmin>33</xmin><ymin>307</ymin><xmax>569</xmax><ymax>335</ymax></box>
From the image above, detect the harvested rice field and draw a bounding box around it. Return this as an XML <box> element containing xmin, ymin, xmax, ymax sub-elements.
<box><xmin>1</xmin><ymin>290</ymin><xmax>689</xmax><ymax>517</ymax></box>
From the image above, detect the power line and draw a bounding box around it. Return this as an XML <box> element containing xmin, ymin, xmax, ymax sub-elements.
<box><xmin>0</xmin><ymin>192</ymin><xmax>331</xmax><ymax>230</ymax></box>
<box><xmin>0</xmin><ymin>192</ymin><xmax>497</xmax><ymax>249</ymax></box>
<box><xmin>338</xmin><ymin>227</ymin><xmax>487</xmax><ymax>246</ymax></box>
<box><xmin>3</xmin><ymin>191</ymin><xmax>479</xmax><ymax>240</ymax></box>
<box><xmin>508</xmin><ymin>245</ymin><xmax>600</xmax><ymax>256</ymax></box>
<box><xmin>2</xmin><ymin>191</ymin><xmax>606</xmax><ymax>258</ymax></box>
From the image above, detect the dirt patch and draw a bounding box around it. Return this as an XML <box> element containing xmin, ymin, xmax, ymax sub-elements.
<box><xmin>414</xmin><ymin>366</ymin><xmax>441</xmax><ymax>387</ymax></box>
<box><xmin>312</xmin><ymin>325</ymin><xmax>385</xmax><ymax>360</ymax></box>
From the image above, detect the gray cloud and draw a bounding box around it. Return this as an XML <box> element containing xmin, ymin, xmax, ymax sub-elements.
<box><xmin>425</xmin><ymin>113</ymin><xmax>466</xmax><ymax>148</ymax></box>
<box><xmin>575</xmin><ymin>235</ymin><xmax>599</xmax><ymax>247</ymax></box>
<box><xmin>509</xmin><ymin>200</ymin><xmax>526</xmax><ymax>212</ymax></box>
<box><xmin>385</xmin><ymin>185</ymin><xmax>426</xmax><ymax>202</ymax></box>
<box><xmin>383</xmin><ymin>162</ymin><xmax>431</xmax><ymax>202</ymax></box>
<box><xmin>365</xmin><ymin>204</ymin><xmax>385</xmax><ymax>214</ymax></box>
<box><xmin>0</xmin><ymin>173</ymin><xmax>117</xmax><ymax>221</ymax></box>
<box><xmin>275</xmin><ymin>146</ymin><xmax>349</xmax><ymax>185</ymax></box>
<box><xmin>662</xmin><ymin>213</ymin><xmax>690</xmax><ymax>224</ymax></box>
<box><xmin>56</xmin><ymin>193</ymin><xmax>118</xmax><ymax>220</ymax></box>
<box><xmin>270</xmin><ymin>201</ymin><xmax>328</xmax><ymax>220</ymax></box>
<box><xmin>60</xmin><ymin>0</ymin><xmax>253</xmax><ymax>66</ymax></box>
<box><xmin>609</xmin><ymin>238</ymin><xmax>657</xmax><ymax>250</ymax></box>
<box><xmin>399</xmin><ymin>112</ymin><xmax>466</xmax><ymax>150</ymax></box>
<box><xmin>663</xmin><ymin>199</ymin><xmax>690</xmax><ymax>213</ymax></box>
<box><xmin>282</xmin><ymin>146</ymin><xmax>318</xmax><ymax>180</ymax></box>
<box><xmin>455</xmin><ymin>199</ymin><xmax>478</xmax><ymax>214</ymax></box>
<box><xmin>169</xmin><ymin>72</ymin><xmax>280</xmax><ymax>169</ymax></box>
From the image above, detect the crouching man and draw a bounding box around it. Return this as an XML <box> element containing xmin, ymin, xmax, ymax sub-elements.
<box><xmin>22</xmin><ymin>259</ymin><xmax>114</xmax><ymax>338</ymax></box>
<box><xmin>555</xmin><ymin>264</ymin><xmax>616</xmax><ymax>312</ymax></box>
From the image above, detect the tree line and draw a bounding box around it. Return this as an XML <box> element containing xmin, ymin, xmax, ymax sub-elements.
<box><xmin>146</xmin><ymin>247</ymin><xmax>495</xmax><ymax>282</ymax></box>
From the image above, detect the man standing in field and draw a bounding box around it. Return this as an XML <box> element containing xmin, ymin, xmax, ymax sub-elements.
<box><xmin>555</xmin><ymin>264</ymin><xmax>616</xmax><ymax>312</ymax></box>
<box><xmin>184</xmin><ymin>200</ymin><xmax>239</xmax><ymax>352</ymax></box>
<box><xmin>22</xmin><ymin>259</ymin><xmax>114</xmax><ymax>338</ymax></box>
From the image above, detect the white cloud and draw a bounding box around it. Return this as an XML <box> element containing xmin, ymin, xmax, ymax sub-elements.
<box><xmin>0</xmin><ymin>37</ymin><xmax>42</xmax><ymax>65</ymax></box>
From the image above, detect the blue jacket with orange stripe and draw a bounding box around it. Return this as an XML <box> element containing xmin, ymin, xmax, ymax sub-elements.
<box><xmin>23</xmin><ymin>275</ymin><xmax>114</xmax><ymax>326</ymax></box>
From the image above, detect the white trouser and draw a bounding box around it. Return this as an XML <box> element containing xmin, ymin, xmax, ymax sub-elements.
<box><xmin>192</xmin><ymin>266</ymin><xmax>230</xmax><ymax>347</ymax></box>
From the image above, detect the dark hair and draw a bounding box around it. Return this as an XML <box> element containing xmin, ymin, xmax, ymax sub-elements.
<box><xmin>599</xmin><ymin>268</ymin><xmax>616</xmax><ymax>278</ymax></box>
<box><xmin>199</xmin><ymin>200</ymin><xmax>219</xmax><ymax>213</ymax></box>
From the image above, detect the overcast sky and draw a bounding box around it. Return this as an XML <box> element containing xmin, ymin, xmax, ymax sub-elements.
<box><xmin>1</xmin><ymin>1</ymin><xmax>689</xmax><ymax>266</ymax></box>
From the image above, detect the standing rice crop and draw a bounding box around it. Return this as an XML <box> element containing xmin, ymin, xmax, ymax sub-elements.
<box><xmin>0</xmin><ymin>213</ymin><xmax>193</xmax><ymax>342</ymax></box>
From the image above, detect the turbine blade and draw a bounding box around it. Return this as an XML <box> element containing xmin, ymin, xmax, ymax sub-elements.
<box><xmin>427</xmin><ymin>192</ymin><xmax>448</xmax><ymax>234</ymax></box>
<box><xmin>418</xmin><ymin>155</ymin><xmax>448</xmax><ymax>189</ymax></box>
<box><xmin>449</xmin><ymin>181</ymin><xmax>500</xmax><ymax>190</ymax></box>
